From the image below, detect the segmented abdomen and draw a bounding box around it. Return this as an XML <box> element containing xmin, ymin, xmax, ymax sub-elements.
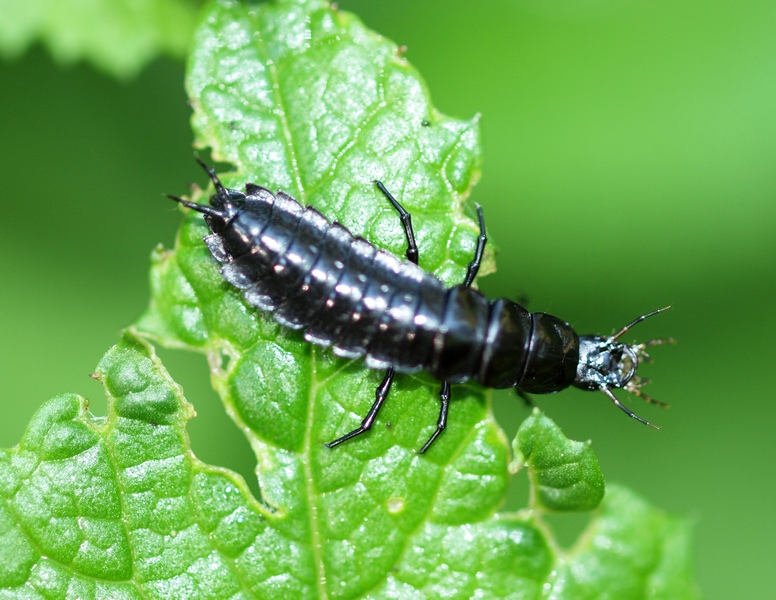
<box><xmin>204</xmin><ymin>186</ymin><xmax>496</xmax><ymax>382</ymax></box>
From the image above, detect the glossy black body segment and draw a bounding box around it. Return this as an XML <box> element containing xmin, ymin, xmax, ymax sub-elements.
<box><xmin>195</xmin><ymin>181</ymin><xmax>543</xmax><ymax>385</ymax></box>
<box><xmin>169</xmin><ymin>162</ymin><xmax>671</xmax><ymax>452</ymax></box>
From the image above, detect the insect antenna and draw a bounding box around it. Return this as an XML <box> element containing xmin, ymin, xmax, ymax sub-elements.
<box><xmin>166</xmin><ymin>194</ymin><xmax>223</xmax><ymax>218</ymax></box>
<box><xmin>600</xmin><ymin>386</ymin><xmax>660</xmax><ymax>430</ymax></box>
<box><xmin>612</xmin><ymin>305</ymin><xmax>671</xmax><ymax>340</ymax></box>
<box><xmin>195</xmin><ymin>156</ymin><xmax>230</xmax><ymax>199</ymax></box>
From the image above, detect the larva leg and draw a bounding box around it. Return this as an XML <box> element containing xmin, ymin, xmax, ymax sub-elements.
<box><xmin>326</xmin><ymin>368</ymin><xmax>395</xmax><ymax>448</ymax></box>
<box><xmin>375</xmin><ymin>181</ymin><xmax>419</xmax><ymax>265</ymax></box>
<box><xmin>325</xmin><ymin>182</ymin><xmax>423</xmax><ymax>451</ymax></box>
<box><xmin>418</xmin><ymin>381</ymin><xmax>450</xmax><ymax>454</ymax></box>
<box><xmin>463</xmin><ymin>205</ymin><xmax>487</xmax><ymax>287</ymax></box>
<box><xmin>418</xmin><ymin>205</ymin><xmax>487</xmax><ymax>453</ymax></box>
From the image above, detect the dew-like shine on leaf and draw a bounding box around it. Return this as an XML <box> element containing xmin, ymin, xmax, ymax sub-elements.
<box><xmin>1</xmin><ymin>0</ymin><xmax>699</xmax><ymax>597</ymax></box>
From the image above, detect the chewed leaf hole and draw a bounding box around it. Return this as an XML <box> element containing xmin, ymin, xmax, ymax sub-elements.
<box><xmin>156</xmin><ymin>347</ymin><xmax>260</xmax><ymax>500</ymax></box>
<box><xmin>544</xmin><ymin>512</ymin><xmax>596</xmax><ymax>550</ymax></box>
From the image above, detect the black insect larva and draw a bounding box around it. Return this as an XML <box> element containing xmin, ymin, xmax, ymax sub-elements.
<box><xmin>169</xmin><ymin>160</ymin><xmax>671</xmax><ymax>453</ymax></box>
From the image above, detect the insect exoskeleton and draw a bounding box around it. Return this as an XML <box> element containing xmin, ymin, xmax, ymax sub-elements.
<box><xmin>168</xmin><ymin>160</ymin><xmax>672</xmax><ymax>453</ymax></box>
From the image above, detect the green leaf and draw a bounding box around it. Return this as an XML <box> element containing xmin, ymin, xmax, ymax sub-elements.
<box><xmin>0</xmin><ymin>0</ymin><xmax>699</xmax><ymax>597</ymax></box>
<box><xmin>137</xmin><ymin>0</ymin><xmax>498</xmax><ymax>507</ymax></box>
<box><xmin>549</xmin><ymin>485</ymin><xmax>701</xmax><ymax>599</ymax></box>
<box><xmin>131</xmin><ymin>0</ymin><xmax>699</xmax><ymax>597</ymax></box>
<box><xmin>513</xmin><ymin>408</ymin><xmax>605</xmax><ymax>512</ymax></box>
<box><xmin>0</xmin><ymin>331</ymin><xmax>262</xmax><ymax>597</ymax></box>
<box><xmin>0</xmin><ymin>341</ymin><xmax>699</xmax><ymax>598</ymax></box>
<box><xmin>0</xmin><ymin>0</ymin><xmax>198</xmax><ymax>78</ymax></box>
<box><xmin>0</xmin><ymin>332</ymin><xmax>550</xmax><ymax>597</ymax></box>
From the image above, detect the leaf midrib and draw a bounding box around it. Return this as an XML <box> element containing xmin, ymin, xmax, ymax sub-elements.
<box><xmin>304</xmin><ymin>345</ymin><xmax>329</xmax><ymax>600</ymax></box>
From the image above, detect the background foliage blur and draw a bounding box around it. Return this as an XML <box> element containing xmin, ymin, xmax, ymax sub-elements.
<box><xmin>1</xmin><ymin>0</ymin><xmax>773</xmax><ymax>597</ymax></box>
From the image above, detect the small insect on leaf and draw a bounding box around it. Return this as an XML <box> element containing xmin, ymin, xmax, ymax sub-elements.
<box><xmin>170</xmin><ymin>161</ymin><xmax>672</xmax><ymax>452</ymax></box>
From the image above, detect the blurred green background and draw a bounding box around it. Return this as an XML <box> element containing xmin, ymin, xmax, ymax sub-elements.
<box><xmin>1</xmin><ymin>0</ymin><xmax>774</xmax><ymax>597</ymax></box>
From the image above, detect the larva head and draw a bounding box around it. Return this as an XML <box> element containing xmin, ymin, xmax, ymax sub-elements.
<box><xmin>572</xmin><ymin>307</ymin><xmax>673</xmax><ymax>428</ymax></box>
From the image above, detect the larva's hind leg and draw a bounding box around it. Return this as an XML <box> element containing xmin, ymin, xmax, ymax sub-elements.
<box><xmin>326</xmin><ymin>186</ymin><xmax>489</xmax><ymax>454</ymax></box>
<box><xmin>325</xmin><ymin>182</ymin><xmax>423</xmax><ymax>451</ymax></box>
